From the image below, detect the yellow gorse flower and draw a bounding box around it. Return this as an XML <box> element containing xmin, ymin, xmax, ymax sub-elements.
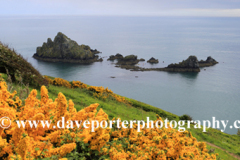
<box><xmin>0</xmin><ymin>77</ymin><xmax>218</xmax><ymax>160</ymax></box>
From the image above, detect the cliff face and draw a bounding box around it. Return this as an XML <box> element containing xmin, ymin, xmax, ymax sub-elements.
<box><xmin>33</xmin><ymin>32</ymin><xmax>102</xmax><ymax>63</ymax></box>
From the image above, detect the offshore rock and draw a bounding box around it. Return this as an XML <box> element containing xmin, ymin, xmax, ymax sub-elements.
<box><xmin>116</xmin><ymin>55</ymin><xmax>140</xmax><ymax>65</ymax></box>
<box><xmin>147</xmin><ymin>57</ymin><xmax>159</xmax><ymax>63</ymax></box>
<box><xmin>167</xmin><ymin>56</ymin><xmax>199</xmax><ymax>68</ymax></box>
<box><xmin>107</xmin><ymin>53</ymin><xmax>123</xmax><ymax>61</ymax></box>
<box><xmin>33</xmin><ymin>32</ymin><xmax>102</xmax><ymax>63</ymax></box>
<box><xmin>118</xmin><ymin>56</ymin><xmax>201</xmax><ymax>72</ymax></box>
<box><xmin>198</xmin><ymin>56</ymin><xmax>218</xmax><ymax>67</ymax></box>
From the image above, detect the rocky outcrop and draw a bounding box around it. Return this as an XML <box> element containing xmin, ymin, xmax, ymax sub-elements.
<box><xmin>107</xmin><ymin>53</ymin><xmax>123</xmax><ymax>61</ymax></box>
<box><xmin>33</xmin><ymin>32</ymin><xmax>102</xmax><ymax>63</ymax></box>
<box><xmin>139</xmin><ymin>58</ymin><xmax>145</xmax><ymax>61</ymax></box>
<box><xmin>117</xmin><ymin>56</ymin><xmax>201</xmax><ymax>72</ymax></box>
<box><xmin>116</xmin><ymin>55</ymin><xmax>140</xmax><ymax>65</ymax></box>
<box><xmin>90</xmin><ymin>49</ymin><xmax>101</xmax><ymax>54</ymax></box>
<box><xmin>147</xmin><ymin>57</ymin><xmax>159</xmax><ymax>63</ymax></box>
<box><xmin>166</xmin><ymin>56</ymin><xmax>200</xmax><ymax>72</ymax></box>
<box><xmin>198</xmin><ymin>56</ymin><xmax>218</xmax><ymax>67</ymax></box>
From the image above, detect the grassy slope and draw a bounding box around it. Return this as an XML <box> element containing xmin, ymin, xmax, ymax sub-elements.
<box><xmin>1</xmin><ymin>73</ymin><xmax>240</xmax><ymax>160</ymax></box>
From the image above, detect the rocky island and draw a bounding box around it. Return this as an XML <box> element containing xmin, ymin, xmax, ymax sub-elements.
<box><xmin>115</xmin><ymin>55</ymin><xmax>218</xmax><ymax>72</ymax></box>
<box><xmin>33</xmin><ymin>32</ymin><xmax>102</xmax><ymax>63</ymax></box>
<box><xmin>198</xmin><ymin>56</ymin><xmax>218</xmax><ymax>67</ymax></box>
<box><xmin>163</xmin><ymin>56</ymin><xmax>200</xmax><ymax>72</ymax></box>
<box><xmin>107</xmin><ymin>53</ymin><xmax>123</xmax><ymax>61</ymax></box>
<box><xmin>116</xmin><ymin>55</ymin><xmax>140</xmax><ymax>65</ymax></box>
<box><xmin>147</xmin><ymin>57</ymin><xmax>159</xmax><ymax>63</ymax></box>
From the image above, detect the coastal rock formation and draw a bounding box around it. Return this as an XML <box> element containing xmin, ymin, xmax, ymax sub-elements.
<box><xmin>166</xmin><ymin>56</ymin><xmax>200</xmax><ymax>71</ymax></box>
<box><xmin>33</xmin><ymin>32</ymin><xmax>102</xmax><ymax>63</ymax></box>
<box><xmin>147</xmin><ymin>57</ymin><xmax>159</xmax><ymax>63</ymax></box>
<box><xmin>118</xmin><ymin>56</ymin><xmax>201</xmax><ymax>72</ymax></box>
<box><xmin>139</xmin><ymin>58</ymin><xmax>145</xmax><ymax>61</ymax></box>
<box><xmin>198</xmin><ymin>56</ymin><xmax>218</xmax><ymax>67</ymax></box>
<box><xmin>107</xmin><ymin>53</ymin><xmax>123</xmax><ymax>61</ymax></box>
<box><xmin>116</xmin><ymin>55</ymin><xmax>140</xmax><ymax>65</ymax></box>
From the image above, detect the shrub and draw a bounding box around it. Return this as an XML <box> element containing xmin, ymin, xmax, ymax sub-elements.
<box><xmin>52</xmin><ymin>77</ymin><xmax>72</xmax><ymax>88</ymax></box>
<box><xmin>179</xmin><ymin>114</ymin><xmax>193</xmax><ymax>121</ymax></box>
<box><xmin>0</xmin><ymin>78</ymin><xmax>218</xmax><ymax>160</ymax></box>
<box><xmin>72</xmin><ymin>80</ymin><xmax>87</xmax><ymax>89</ymax></box>
<box><xmin>0</xmin><ymin>42</ymin><xmax>48</xmax><ymax>88</ymax></box>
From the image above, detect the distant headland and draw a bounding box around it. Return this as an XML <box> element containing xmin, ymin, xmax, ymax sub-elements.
<box><xmin>33</xmin><ymin>32</ymin><xmax>102</xmax><ymax>63</ymax></box>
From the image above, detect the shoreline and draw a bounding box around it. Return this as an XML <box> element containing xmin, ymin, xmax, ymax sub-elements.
<box><xmin>33</xmin><ymin>54</ymin><xmax>103</xmax><ymax>64</ymax></box>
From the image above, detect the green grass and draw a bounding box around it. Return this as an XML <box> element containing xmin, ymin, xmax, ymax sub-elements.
<box><xmin>188</xmin><ymin>126</ymin><xmax>240</xmax><ymax>157</ymax></box>
<box><xmin>1</xmin><ymin>73</ymin><xmax>240</xmax><ymax>159</ymax></box>
<box><xmin>206</xmin><ymin>145</ymin><xmax>238</xmax><ymax>160</ymax></box>
<box><xmin>46</xmin><ymin>85</ymin><xmax>157</xmax><ymax>121</ymax></box>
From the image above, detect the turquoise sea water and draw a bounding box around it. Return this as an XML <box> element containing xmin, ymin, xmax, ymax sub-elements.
<box><xmin>0</xmin><ymin>16</ymin><xmax>239</xmax><ymax>134</ymax></box>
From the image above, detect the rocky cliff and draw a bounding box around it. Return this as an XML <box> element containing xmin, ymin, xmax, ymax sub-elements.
<box><xmin>33</xmin><ymin>32</ymin><xmax>102</xmax><ymax>63</ymax></box>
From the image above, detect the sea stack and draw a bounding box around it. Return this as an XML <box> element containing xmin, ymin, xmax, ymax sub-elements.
<box><xmin>165</xmin><ymin>56</ymin><xmax>200</xmax><ymax>72</ymax></box>
<box><xmin>33</xmin><ymin>32</ymin><xmax>102</xmax><ymax>63</ymax></box>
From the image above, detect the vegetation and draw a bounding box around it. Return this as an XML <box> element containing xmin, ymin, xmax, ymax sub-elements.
<box><xmin>0</xmin><ymin>43</ymin><xmax>48</xmax><ymax>88</ymax></box>
<box><xmin>1</xmin><ymin>73</ymin><xmax>240</xmax><ymax>159</ymax></box>
<box><xmin>179</xmin><ymin>114</ymin><xmax>193</xmax><ymax>121</ymax></box>
<box><xmin>0</xmin><ymin>43</ymin><xmax>239</xmax><ymax>159</ymax></box>
<box><xmin>0</xmin><ymin>76</ymin><xmax>218</xmax><ymax>160</ymax></box>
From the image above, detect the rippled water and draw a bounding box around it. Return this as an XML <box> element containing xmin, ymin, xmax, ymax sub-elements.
<box><xmin>0</xmin><ymin>16</ymin><xmax>239</xmax><ymax>134</ymax></box>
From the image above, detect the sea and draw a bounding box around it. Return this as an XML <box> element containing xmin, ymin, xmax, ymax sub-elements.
<box><xmin>0</xmin><ymin>16</ymin><xmax>239</xmax><ymax>134</ymax></box>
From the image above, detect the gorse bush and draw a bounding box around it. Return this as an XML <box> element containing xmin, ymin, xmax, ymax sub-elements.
<box><xmin>72</xmin><ymin>80</ymin><xmax>87</xmax><ymax>89</ymax></box>
<box><xmin>0</xmin><ymin>76</ymin><xmax>109</xmax><ymax>160</ymax></box>
<box><xmin>0</xmin><ymin>76</ymin><xmax>218</xmax><ymax>160</ymax></box>
<box><xmin>45</xmin><ymin>76</ymin><xmax>128</xmax><ymax>104</ymax></box>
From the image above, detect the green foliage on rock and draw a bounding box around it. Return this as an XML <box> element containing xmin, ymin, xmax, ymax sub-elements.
<box><xmin>34</xmin><ymin>32</ymin><xmax>98</xmax><ymax>60</ymax></box>
<box><xmin>123</xmin><ymin>55</ymin><xmax>138</xmax><ymax>61</ymax></box>
<box><xmin>167</xmin><ymin>56</ymin><xmax>199</xmax><ymax>68</ymax></box>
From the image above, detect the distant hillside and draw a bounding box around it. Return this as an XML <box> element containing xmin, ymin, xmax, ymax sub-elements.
<box><xmin>0</xmin><ymin>42</ymin><xmax>48</xmax><ymax>88</ymax></box>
